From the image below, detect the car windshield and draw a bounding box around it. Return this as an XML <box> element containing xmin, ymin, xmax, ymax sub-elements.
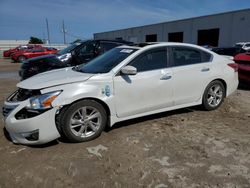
<box><xmin>57</xmin><ymin>44</ymin><xmax>78</xmax><ymax>55</ymax></box>
<box><xmin>75</xmin><ymin>47</ymin><xmax>138</xmax><ymax>74</ymax></box>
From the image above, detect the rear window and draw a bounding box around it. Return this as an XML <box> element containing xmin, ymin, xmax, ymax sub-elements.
<box><xmin>172</xmin><ymin>47</ymin><xmax>212</xmax><ymax>67</ymax></box>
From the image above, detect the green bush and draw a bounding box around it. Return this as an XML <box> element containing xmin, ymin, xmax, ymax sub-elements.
<box><xmin>29</xmin><ymin>36</ymin><xmax>43</xmax><ymax>44</ymax></box>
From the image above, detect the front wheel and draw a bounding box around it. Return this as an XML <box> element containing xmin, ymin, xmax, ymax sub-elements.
<box><xmin>202</xmin><ymin>80</ymin><xmax>225</xmax><ymax>111</ymax></box>
<box><xmin>59</xmin><ymin>100</ymin><xmax>107</xmax><ymax>142</ymax></box>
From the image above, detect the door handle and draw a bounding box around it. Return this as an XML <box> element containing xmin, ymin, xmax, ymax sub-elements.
<box><xmin>160</xmin><ymin>75</ymin><xmax>172</xmax><ymax>80</ymax></box>
<box><xmin>201</xmin><ymin>68</ymin><xmax>210</xmax><ymax>72</ymax></box>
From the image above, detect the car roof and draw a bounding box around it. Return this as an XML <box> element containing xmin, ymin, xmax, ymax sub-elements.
<box><xmin>236</xmin><ymin>42</ymin><xmax>250</xmax><ymax>44</ymax></box>
<box><xmin>80</xmin><ymin>39</ymin><xmax>133</xmax><ymax>44</ymax></box>
<box><xmin>117</xmin><ymin>42</ymin><xmax>214</xmax><ymax>53</ymax></box>
<box><xmin>124</xmin><ymin>42</ymin><xmax>207</xmax><ymax>48</ymax></box>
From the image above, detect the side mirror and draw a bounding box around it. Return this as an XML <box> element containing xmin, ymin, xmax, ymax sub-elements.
<box><xmin>121</xmin><ymin>66</ymin><xmax>137</xmax><ymax>75</ymax></box>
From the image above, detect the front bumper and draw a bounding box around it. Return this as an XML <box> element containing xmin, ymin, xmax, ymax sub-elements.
<box><xmin>2</xmin><ymin>99</ymin><xmax>60</xmax><ymax>145</ymax></box>
<box><xmin>3</xmin><ymin>51</ymin><xmax>10</xmax><ymax>57</ymax></box>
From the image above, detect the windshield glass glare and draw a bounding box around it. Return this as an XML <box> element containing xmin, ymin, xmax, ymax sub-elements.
<box><xmin>76</xmin><ymin>47</ymin><xmax>137</xmax><ymax>74</ymax></box>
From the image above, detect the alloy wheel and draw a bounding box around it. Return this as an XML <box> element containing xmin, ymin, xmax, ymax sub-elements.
<box><xmin>207</xmin><ymin>84</ymin><xmax>223</xmax><ymax>108</ymax></box>
<box><xmin>69</xmin><ymin>106</ymin><xmax>102</xmax><ymax>138</ymax></box>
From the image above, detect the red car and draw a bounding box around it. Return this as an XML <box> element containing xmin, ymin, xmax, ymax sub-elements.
<box><xmin>11</xmin><ymin>47</ymin><xmax>58</xmax><ymax>62</ymax></box>
<box><xmin>234</xmin><ymin>52</ymin><xmax>250</xmax><ymax>84</ymax></box>
<box><xmin>3</xmin><ymin>44</ymin><xmax>42</xmax><ymax>57</ymax></box>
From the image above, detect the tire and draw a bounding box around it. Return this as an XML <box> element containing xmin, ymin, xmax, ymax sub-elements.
<box><xmin>59</xmin><ymin>100</ymin><xmax>107</xmax><ymax>142</ymax></box>
<box><xmin>18</xmin><ymin>56</ymin><xmax>26</xmax><ymax>62</ymax></box>
<box><xmin>202</xmin><ymin>80</ymin><xmax>225</xmax><ymax>111</ymax></box>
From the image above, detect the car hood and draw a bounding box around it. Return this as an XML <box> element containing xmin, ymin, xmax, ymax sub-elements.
<box><xmin>17</xmin><ymin>67</ymin><xmax>94</xmax><ymax>90</ymax></box>
<box><xmin>29</xmin><ymin>54</ymin><xmax>57</xmax><ymax>61</ymax></box>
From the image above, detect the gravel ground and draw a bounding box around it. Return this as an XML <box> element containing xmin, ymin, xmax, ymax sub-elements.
<box><xmin>0</xmin><ymin>55</ymin><xmax>250</xmax><ymax>188</ymax></box>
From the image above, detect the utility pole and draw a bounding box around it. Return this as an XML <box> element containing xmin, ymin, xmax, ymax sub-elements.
<box><xmin>62</xmin><ymin>20</ymin><xmax>67</xmax><ymax>44</ymax></box>
<box><xmin>46</xmin><ymin>18</ymin><xmax>50</xmax><ymax>44</ymax></box>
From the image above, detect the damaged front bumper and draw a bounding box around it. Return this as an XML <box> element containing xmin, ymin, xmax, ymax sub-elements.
<box><xmin>2</xmin><ymin>99</ymin><xmax>60</xmax><ymax>145</ymax></box>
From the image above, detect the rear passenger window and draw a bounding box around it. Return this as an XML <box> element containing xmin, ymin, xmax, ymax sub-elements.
<box><xmin>130</xmin><ymin>48</ymin><xmax>167</xmax><ymax>72</ymax></box>
<box><xmin>172</xmin><ymin>47</ymin><xmax>211</xmax><ymax>67</ymax></box>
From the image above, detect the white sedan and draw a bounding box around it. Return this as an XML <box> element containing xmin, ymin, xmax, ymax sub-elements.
<box><xmin>3</xmin><ymin>42</ymin><xmax>238</xmax><ymax>145</ymax></box>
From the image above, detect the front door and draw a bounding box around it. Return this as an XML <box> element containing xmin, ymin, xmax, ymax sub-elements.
<box><xmin>73</xmin><ymin>41</ymin><xmax>96</xmax><ymax>65</ymax></box>
<box><xmin>113</xmin><ymin>47</ymin><xmax>174</xmax><ymax>118</ymax></box>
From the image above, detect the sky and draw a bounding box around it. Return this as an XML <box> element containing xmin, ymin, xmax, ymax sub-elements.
<box><xmin>0</xmin><ymin>0</ymin><xmax>250</xmax><ymax>44</ymax></box>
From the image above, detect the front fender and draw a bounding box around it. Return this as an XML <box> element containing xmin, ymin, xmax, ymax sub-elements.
<box><xmin>42</xmin><ymin>81</ymin><xmax>115</xmax><ymax>116</ymax></box>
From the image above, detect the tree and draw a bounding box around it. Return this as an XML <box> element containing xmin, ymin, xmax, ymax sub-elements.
<box><xmin>29</xmin><ymin>36</ymin><xmax>43</xmax><ymax>44</ymax></box>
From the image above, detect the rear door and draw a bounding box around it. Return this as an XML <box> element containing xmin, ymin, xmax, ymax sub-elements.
<box><xmin>169</xmin><ymin>46</ymin><xmax>213</xmax><ymax>105</ymax></box>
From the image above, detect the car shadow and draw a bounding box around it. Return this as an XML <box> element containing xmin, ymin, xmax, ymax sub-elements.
<box><xmin>105</xmin><ymin>106</ymin><xmax>199</xmax><ymax>132</ymax></box>
<box><xmin>28</xmin><ymin>140</ymin><xmax>60</xmax><ymax>148</ymax></box>
<box><xmin>238</xmin><ymin>83</ymin><xmax>250</xmax><ymax>91</ymax></box>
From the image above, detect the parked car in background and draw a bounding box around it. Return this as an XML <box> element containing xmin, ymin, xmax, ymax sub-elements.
<box><xmin>3</xmin><ymin>42</ymin><xmax>238</xmax><ymax>145</ymax></box>
<box><xmin>11</xmin><ymin>47</ymin><xmax>58</xmax><ymax>62</ymax></box>
<box><xmin>70</xmin><ymin>39</ymin><xmax>133</xmax><ymax>65</ymax></box>
<box><xmin>211</xmin><ymin>47</ymin><xmax>246</xmax><ymax>57</ymax></box>
<box><xmin>3</xmin><ymin>44</ymin><xmax>42</xmax><ymax>57</ymax></box>
<box><xmin>234</xmin><ymin>52</ymin><xmax>250</xmax><ymax>84</ymax></box>
<box><xmin>235</xmin><ymin>42</ymin><xmax>250</xmax><ymax>51</ymax></box>
<box><xmin>19</xmin><ymin>39</ymin><xmax>133</xmax><ymax>80</ymax></box>
<box><xmin>201</xmin><ymin>45</ymin><xmax>214</xmax><ymax>50</ymax></box>
<box><xmin>56</xmin><ymin>42</ymin><xmax>82</xmax><ymax>63</ymax></box>
<box><xmin>19</xmin><ymin>55</ymin><xmax>68</xmax><ymax>80</ymax></box>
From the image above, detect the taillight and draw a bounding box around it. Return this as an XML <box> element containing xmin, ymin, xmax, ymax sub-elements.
<box><xmin>228</xmin><ymin>63</ymin><xmax>238</xmax><ymax>72</ymax></box>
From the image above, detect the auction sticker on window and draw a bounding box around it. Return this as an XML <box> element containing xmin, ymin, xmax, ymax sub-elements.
<box><xmin>120</xmin><ymin>49</ymin><xmax>134</xmax><ymax>53</ymax></box>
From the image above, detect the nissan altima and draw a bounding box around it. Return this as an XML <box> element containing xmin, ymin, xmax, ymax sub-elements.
<box><xmin>2</xmin><ymin>43</ymin><xmax>238</xmax><ymax>145</ymax></box>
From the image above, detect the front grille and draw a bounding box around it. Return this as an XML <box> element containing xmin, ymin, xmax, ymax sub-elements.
<box><xmin>2</xmin><ymin>107</ymin><xmax>11</xmax><ymax>117</ymax></box>
<box><xmin>7</xmin><ymin>88</ymin><xmax>41</xmax><ymax>102</ymax></box>
<box><xmin>2</xmin><ymin>105</ymin><xmax>18</xmax><ymax>118</ymax></box>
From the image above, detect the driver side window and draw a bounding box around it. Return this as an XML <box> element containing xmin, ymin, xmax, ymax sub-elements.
<box><xmin>78</xmin><ymin>42</ymin><xmax>95</xmax><ymax>55</ymax></box>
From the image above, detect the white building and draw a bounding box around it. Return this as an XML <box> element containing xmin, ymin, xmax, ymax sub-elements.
<box><xmin>0</xmin><ymin>40</ymin><xmax>29</xmax><ymax>51</ymax></box>
<box><xmin>94</xmin><ymin>9</ymin><xmax>250</xmax><ymax>47</ymax></box>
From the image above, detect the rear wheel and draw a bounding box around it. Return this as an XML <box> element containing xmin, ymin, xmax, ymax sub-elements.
<box><xmin>18</xmin><ymin>56</ymin><xmax>26</xmax><ymax>62</ymax></box>
<box><xmin>202</xmin><ymin>80</ymin><xmax>225</xmax><ymax>111</ymax></box>
<box><xmin>59</xmin><ymin>100</ymin><xmax>107</xmax><ymax>142</ymax></box>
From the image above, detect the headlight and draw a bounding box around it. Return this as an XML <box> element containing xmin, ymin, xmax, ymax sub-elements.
<box><xmin>58</xmin><ymin>53</ymin><xmax>71</xmax><ymax>62</ymax></box>
<box><xmin>28</xmin><ymin>91</ymin><xmax>62</xmax><ymax>110</ymax></box>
